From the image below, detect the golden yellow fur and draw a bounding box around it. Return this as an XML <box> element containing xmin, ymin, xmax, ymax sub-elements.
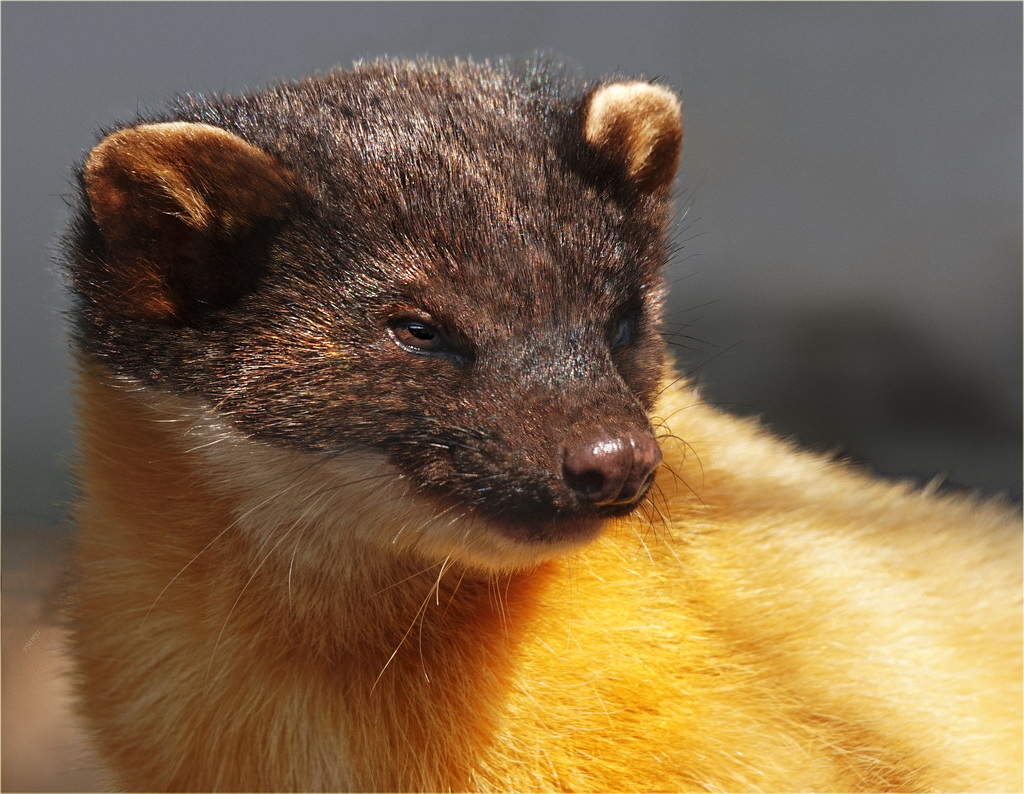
<box><xmin>70</xmin><ymin>363</ymin><xmax>1022</xmax><ymax>792</ymax></box>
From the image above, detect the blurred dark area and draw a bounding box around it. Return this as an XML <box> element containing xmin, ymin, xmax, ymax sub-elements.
<box><xmin>676</xmin><ymin>303</ymin><xmax>1021</xmax><ymax>502</ymax></box>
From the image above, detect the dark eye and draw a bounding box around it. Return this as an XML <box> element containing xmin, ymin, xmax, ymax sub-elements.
<box><xmin>388</xmin><ymin>316</ymin><xmax>445</xmax><ymax>352</ymax></box>
<box><xmin>387</xmin><ymin>314</ymin><xmax>476</xmax><ymax>366</ymax></box>
<box><xmin>610</xmin><ymin>311</ymin><xmax>639</xmax><ymax>351</ymax></box>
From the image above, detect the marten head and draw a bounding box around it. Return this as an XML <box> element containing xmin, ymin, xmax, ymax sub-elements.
<box><xmin>66</xmin><ymin>59</ymin><xmax>683</xmax><ymax>571</ymax></box>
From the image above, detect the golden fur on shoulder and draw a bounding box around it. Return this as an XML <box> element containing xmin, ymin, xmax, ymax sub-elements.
<box><xmin>70</xmin><ymin>364</ymin><xmax>1022</xmax><ymax>791</ymax></box>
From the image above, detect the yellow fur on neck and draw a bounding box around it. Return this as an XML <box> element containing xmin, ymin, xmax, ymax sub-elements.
<box><xmin>69</xmin><ymin>363</ymin><xmax>1022</xmax><ymax>791</ymax></box>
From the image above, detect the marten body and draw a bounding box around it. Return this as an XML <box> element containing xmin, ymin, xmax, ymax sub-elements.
<box><xmin>65</xmin><ymin>59</ymin><xmax>1021</xmax><ymax>791</ymax></box>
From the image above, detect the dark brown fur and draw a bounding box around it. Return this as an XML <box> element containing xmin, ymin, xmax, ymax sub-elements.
<box><xmin>67</xmin><ymin>58</ymin><xmax>671</xmax><ymax>531</ymax></box>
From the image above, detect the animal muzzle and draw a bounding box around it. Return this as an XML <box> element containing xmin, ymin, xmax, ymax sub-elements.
<box><xmin>562</xmin><ymin>431</ymin><xmax>662</xmax><ymax>507</ymax></box>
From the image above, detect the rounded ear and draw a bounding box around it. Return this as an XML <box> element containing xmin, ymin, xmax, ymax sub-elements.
<box><xmin>83</xmin><ymin>122</ymin><xmax>302</xmax><ymax>322</ymax></box>
<box><xmin>584</xmin><ymin>82</ymin><xmax>682</xmax><ymax>193</ymax></box>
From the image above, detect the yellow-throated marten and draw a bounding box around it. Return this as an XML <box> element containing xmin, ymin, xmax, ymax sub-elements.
<box><xmin>64</xmin><ymin>58</ymin><xmax>1022</xmax><ymax>792</ymax></box>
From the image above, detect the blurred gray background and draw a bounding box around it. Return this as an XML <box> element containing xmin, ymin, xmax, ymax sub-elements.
<box><xmin>4</xmin><ymin>1</ymin><xmax>1021</xmax><ymax>535</ymax></box>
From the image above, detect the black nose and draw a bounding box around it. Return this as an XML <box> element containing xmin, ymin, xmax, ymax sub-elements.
<box><xmin>562</xmin><ymin>432</ymin><xmax>662</xmax><ymax>506</ymax></box>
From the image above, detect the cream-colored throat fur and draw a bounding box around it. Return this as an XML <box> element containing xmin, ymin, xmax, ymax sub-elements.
<box><xmin>69</xmin><ymin>362</ymin><xmax>1021</xmax><ymax>792</ymax></box>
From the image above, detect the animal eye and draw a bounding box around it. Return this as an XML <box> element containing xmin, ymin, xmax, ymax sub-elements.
<box><xmin>388</xmin><ymin>316</ymin><xmax>446</xmax><ymax>353</ymax></box>
<box><xmin>610</xmin><ymin>311</ymin><xmax>639</xmax><ymax>351</ymax></box>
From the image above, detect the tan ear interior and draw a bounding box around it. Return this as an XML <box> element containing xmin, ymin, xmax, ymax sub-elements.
<box><xmin>584</xmin><ymin>82</ymin><xmax>683</xmax><ymax>193</ymax></box>
<box><xmin>81</xmin><ymin>122</ymin><xmax>300</xmax><ymax>322</ymax></box>
<box><xmin>84</xmin><ymin>121</ymin><xmax>298</xmax><ymax>239</ymax></box>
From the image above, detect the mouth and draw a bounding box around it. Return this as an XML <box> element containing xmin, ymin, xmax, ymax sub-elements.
<box><xmin>493</xmin><ymin>514</ymin><xmax>608</xmax><ymax>546</ymax></box>
<box><xmin>408</xmin><ymin>463</ymin><xmax>657</xmax><ymax>557</ymax></box>
<box><xmin>402</xmin><ymin>483</ymin><xmax>653</xmax><ymax>572</ymax></box>
<box><xmin>488</xmin><ymin>498</ymin><xmax>644</xmax><ymax>547</ymax></box>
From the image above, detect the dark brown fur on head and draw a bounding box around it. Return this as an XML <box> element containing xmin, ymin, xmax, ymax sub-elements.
<box><xmin>65</xmin><ymin>58</ymin><xmax>683</xmax><ymax>544</ymax></box>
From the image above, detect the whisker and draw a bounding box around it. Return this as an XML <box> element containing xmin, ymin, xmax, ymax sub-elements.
<box><xmin>141</xmin><ymin>456</ymin><xmax>330</xmax><ymax>628</ymax></box>
<box><xmin>144</xmin><ymin>455</ymin><xmax>394</xmax><ymax>629</ymax></box>
<box><xmin>282</xmin><ymin>481</ymin><xmax>346</xmax><ymax>604</ymax></box>
<box><xmin>183</xmin><ymin>435</ymin><xmax>230</xmax><ymax>454</ymax></box>
<box><xmin>684</xmin><ymin>340</ymin><xmax>743</xmax><ymax>376</ymax></box>
<box><xmin>372</xmin><ymin>555</ymin><xmax>453</xmax><ymax>692</ymax></box>
<box><xmin>488</xmin><ymin>575</ymin><xmax>509</xmax><ymax>640</ymax></box>
<box><xmin>653</xmin><ymin>434</ymin><xmax>706</xmax><ymax>503</ymax></box>
<box><xmin>204</xmin><ymin>521</ymin><xmax>298</xmax><ymax>695</ymax></box>
<box><xmin>371</xmin><ymin>562</ymin><xmax>443</xmax><ymax>598</ymax></box>
<box><xmin>627</xmin><ymin>506</ymin><xmax>656</xmax><ymax>564</ymax></box>
<box><xmin>442</xmin><ymin>566</ymin><xmax>469</xmax><ymax>617</ymax></box>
